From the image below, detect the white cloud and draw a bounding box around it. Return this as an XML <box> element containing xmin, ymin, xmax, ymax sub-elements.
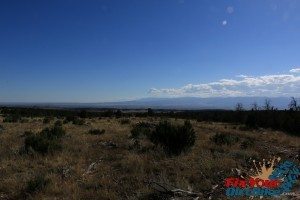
<box><xmin>222</xmin><ymin>20</ymin><xmax>227</xmax><ymax>26</ymax></box>
<box><xmin>236</xmin><ymin>74</ymin><xmax>248</xmax><ymax>78</ymax></box>
<box><xmin>148</xmin><ymin>70</ymin><xmax>300</xmax><ymax>98</ymax></box>
<box><xmin>226</xmin><ymin>6</ymin><xmax>234</xmax><ymax>14</ymax></box>
<box><xmin>290</xmin><ymin>68</ymin><xmax>300</xmax><ymax>73</ymax></box>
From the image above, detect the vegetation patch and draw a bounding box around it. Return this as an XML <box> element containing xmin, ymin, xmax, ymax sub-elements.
<box><xmin>210</xmin><ymin>133</ymin><xmax>239</xmax><ymax>146</ymax></box>
<box><xmin>240</xmin><ymin>137</ymin><xmax>255</xmax><ymax>149</ymax></box>
<box><xmin>25</xmin><ymin>174</ymin><xmax>49</xmax><ymax>195</ymax></box>
<box><xmin>43</xmin><ymin>117</ymin><xmax>53</xmax><ymax>124</ymax></box>
<box><xmin>120</xmin><ymin>118</ymin><xmax>131</xmax><ymax>124</ymax></box>
<box><xmin>130</xmin><ymin>122</ymin><xmax>153</xmax><ymax>139</ymax></box>
<box><xmin>24</xmin><ymin>124</ymin><xmax>66</xmax><ymax>154</ymax></box>
<box><xmin>3</xmin><ymin>114</ymin><xmax>21</xmax><ymax>123</ymax></box>
<box><xmin>150</xmin><ymin>121</ymin><xmax>196</xmax><ymax>155</ymax></box>
<box><xmin>88</xmin><ymin>129</ymin><xmax>105</xmax><ymax>135</ymax></box>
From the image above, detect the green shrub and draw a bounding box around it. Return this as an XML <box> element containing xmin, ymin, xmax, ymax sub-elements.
<box><xmin>150</xmin><ymin>121</ymin><xmax>196</xmax><ymax>155</ymax></box>
<box><xmin>24</xmin><ymin>125</ymin><xmax>65</xmax><ymax>154</ymax></box>
<box><xmin>26</xmin><ymin>174</ymin><xmax>49</xmax><ymax>194</ymax></box>
<box><xmin>245</xmin><ymin>114</ymin><xmax>258</xmax><ymax>129</ymax></box>
<box><xmin>54</xmin><ymin>120</ymin><xmax>63</xmax><ymax>127</ymax></box>
<box><xmin>72</xmin><ymin>117</ymin><xmax>85</xmax><ymax>125</ymax></box>
<box><xmin>240</xmin><ymin>137</ymin><xmax>255</xmax><ymax>149</ymax></box>
<box><xmin>3</xmin><ymin>114</ymin><xmax>21</xmax><ymax>123</ymax></box>
<box><xmin>43</xmin><ymin>117</ymin><xmax>52</xmax><ymax>124</ymax></box>
<box><xmin>210</xmin><ymin>133</ymin><xmax>239</xmax><ymax>146</ymax></box>
<box><xmin>88</xmin><ymin>129</ymin><xmax>105</xmax><ymax>135</ymax></box>
<box><xmin>130</xmin><ymin>122</ymin><xmax>153</xmax><ymax>139</ymax></box>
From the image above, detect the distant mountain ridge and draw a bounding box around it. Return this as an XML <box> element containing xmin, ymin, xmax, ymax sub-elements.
<box><xmin>0</xmin><ymin>97</ymin><xmax>296</xmax><ymax>110</ymax></box>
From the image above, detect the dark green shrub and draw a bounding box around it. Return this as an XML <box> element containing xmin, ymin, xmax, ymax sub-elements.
<box><xmin>88</xmin><ymin>129</ymin><xmax>105</xmax><ymax>135</ymax></box>
<box><xmin>63</xmin><ymin>116</ymin><xmax>74</xmax><ymax>124</ymax></box>
<box><xmin>210</xmin><ymin>133</ymin><xmax>239</xmax><ymax>146</ymax></box>
<box><xmin>115</xmin><ymin>110</ymin><xmax>123</xmax><ymax>118</ymax></box>
<box><xmin>3</xmin><ymin>114</ymin><xmax>21</xmax><ymax>123</ymax></box>
<box><xmin>147</xmin><ymin>108</ymin><xmax>154</xmax><ymax>116</ymax></box>
<box><xmin>150</xmin><ymin>121</ymin><xmax>196</xmax><ymax>155</ymax></box>
<box><xmin>245</xmin><ymin>114</ymin><xmax>257</xmax><ymax>129</ymax></box>
<box><xmin>240</xmin><ymin>137</ymin><xmax>255</xmax><ymax>149</ymax></box>
<box><xmin>72</xmin><ymin>117</ymin><xmax>85</xmax><ymax>125</ymax></box>
<box><xmin>24</xmin><ymin>125</ymin><xmax>65</xmax><ymax>154</ymax></box>
<box><xmin>130</xmin><ymin>122</ymin><xmax>153</xmax><ymax>139</ymax></box>
<box><xmin>41</xmin><ymin>125</ymin><xmax>65</xmax><ymax>139</ymax></box>
<box><xmin>43</xmin><ymin>117</ymin><xmax>52</xmax><ymax>124</ymax></box>
<box><xmin>26</xmin><ymin>174</ymin><xmax>49</xmax><ymax>194</ymax></box>
<box><xmin>54</xmin><ymin>120</ymin><xmax>63</xmax><ymax>127</ymax></box>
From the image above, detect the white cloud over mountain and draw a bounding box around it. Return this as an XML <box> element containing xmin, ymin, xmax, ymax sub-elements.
<box><xmin>148</xmin><ymin>69</ymin><xmax>300</xmax><ymax>97</ymax></box>
<box><xmin>290</xmin><ymin>68</ymin><xmax>300</xmax><ymax>73</ymax></box>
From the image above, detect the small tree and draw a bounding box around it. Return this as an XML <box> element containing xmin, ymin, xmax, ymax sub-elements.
<box><xmin>251</xmin><ymin>102</ymin><xmax>259</xmax><ymax>111</ymax></box>
<box><xmin>264</xmin><ymin>99</ymin><xmax>273</xmax><ymax>111</ymax></box>
<box><xmin>235</xmin><ymin>103</ymin><xmax>244</xmax><ymax>111</ymax></box>
<box><xmin>288</xmin><ymin>97</ymin><xmax>298</xmax><ymax>111</ymax></box>
<box><xmin>147</xmin><ymin>108</ymin><xmax>154</xmax><ymax>116</ymax></box>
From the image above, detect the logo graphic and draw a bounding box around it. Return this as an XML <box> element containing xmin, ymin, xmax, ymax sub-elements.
<box><xmin>224</xmin><ymin>157</ymin><xmax>300</xmax><ymax>198</ymax></box>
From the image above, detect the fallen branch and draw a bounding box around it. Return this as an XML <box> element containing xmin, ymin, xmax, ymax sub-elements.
<box><xmin>146</xmin><ymin>180</ymin><xmax>202</xmax><ymax>199</ymax></box>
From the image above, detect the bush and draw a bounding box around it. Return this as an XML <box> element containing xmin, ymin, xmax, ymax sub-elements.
<box><xmin>210</xmin><ymin>133</ymin><xmax>239</xmax><ymax>146</ymax></box>
<box><xmin>150</xmin><ymin>121</ymin><xmax>196</xmax><ymax>155</ymax></box>
<box><xmin>43</xmin><ymin>117</ymin><xmax>52</xmax><ymax>124</ymax></box>
<box><xmin>120</xmin><ymin>118</ymin><xmax>131</xmax><ymax>124</ymax></box>
<box><xmin>72</xmin><ymin>117</ymin><xmax>85</xmax><ymax>125</ymax></box>
<box><xmin>54</xmin><ymin>120</ymin><xmax>63</xmax><ymax>127</ymax></box>
<box><xmin>26</xmin><ymin>174</ymin><xmax>49</xmax><ymax>194</ymax></box>
<box><xmin>240</xmin><ymin>137</ymin><xmax>255</xmax><ymax>149</ymax></box>
<box><xmin>3</xmin><ymin>114</ymin><xmax>21</xmax><ymax>123</ymax></box>
<box><xmin>245</xmin><ymin>114</ymin><xmax>257</xmax><ymax>129</ymax></box>
<box><xmin>130</xmin><ymin>122</ymin><xmax>153</xmax><ymax>139</ymax></box>
<box><xmin>88</xmin><ymin>129</ymin><xmax>105</xmax><ymax>135</ymax></box>
<box><xmin>24</xmin><ymin>125</ymin><xmax>65</xmax><ymax>154</ymax></box>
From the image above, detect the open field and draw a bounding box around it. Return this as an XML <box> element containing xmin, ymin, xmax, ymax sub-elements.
<box><xmin>0</xmin><ymin>115</ymin><xmax>299</xmax><ymax>199</ymax></box>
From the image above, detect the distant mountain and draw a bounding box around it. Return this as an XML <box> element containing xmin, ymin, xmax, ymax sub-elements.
<box><xmin>1</xmin><ymin>97</ymin><xmax>293</xmax><ymax>110</ymax></box>
<box><xmin>92</xmin><ymin>97</ymin><xmax>292</xmax><ymax>110</ymax></box>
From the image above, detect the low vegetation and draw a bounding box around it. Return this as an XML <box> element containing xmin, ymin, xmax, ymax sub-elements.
<box><xmin>0</xmin><ymin>107</ymin><xmax>299</xmax><ymax>199</ymax></box>
<box><xmin>88</xmin><ymin>129</ymin><xmax>105</xmax><ymax>135</ymax></box>
<box><xmin>1</xmin><ymin>98</ymin><xmax>299</xmax><ymax>135</ymax></box>
<box><xmin>25</xmin><ymin>174</ymin><xmax>49</xmax><ymax>195</ymax></box>
<box><xmin>210</xmin><ymin>133</ymin><xmax>239</xmax><ymax>146</ymax></box>
<box><xmin>24</xmin><ymin>124</ymin><xmax>66</xmax><ymax>154</ymax></box>
<box><xmin>150</xmin><ymin>121</ymin><xmax>196</xmax><ymax>155</ymax></box>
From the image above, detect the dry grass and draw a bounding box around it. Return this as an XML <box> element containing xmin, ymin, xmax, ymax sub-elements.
<box><xmin>0</xmin><ymin>116</ymin><xmax>299</xmax><ymax>199</ymax></box>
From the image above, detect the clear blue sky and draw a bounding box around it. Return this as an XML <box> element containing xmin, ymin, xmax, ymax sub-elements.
<box><xmin>1</xmin><ymin>0</ymin><xmax>300</xmax><ymax>102</ymax></box>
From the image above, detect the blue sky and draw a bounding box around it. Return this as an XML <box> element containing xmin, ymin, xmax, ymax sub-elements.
<box><xmin>1</xmin><ymin>0</ymin><xmax>300</xmax><ymax>102</ymax></box>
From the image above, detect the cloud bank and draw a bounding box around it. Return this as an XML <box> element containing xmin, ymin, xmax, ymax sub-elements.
<box><xmin>290</xmin><ymin>68</ymin><xmax>300</xmax><ymax>73</ymax></box>
<box><xmin>148</xmin><ymin>69</ymin><xmax>300</xmax><ymax>98</ymax></box>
